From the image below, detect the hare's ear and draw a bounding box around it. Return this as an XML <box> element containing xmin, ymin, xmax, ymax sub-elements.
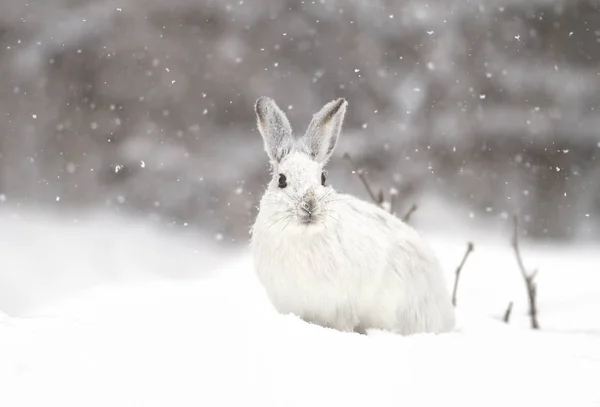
<box><xmin>255</xmin><ymin>96</ymin><xmax>293</xmax><ymax>163</ymax></box>
<box><xmin>301</xmin><ymin>98</ymin><xmax>347</xmax><ymax>164</ymax></box>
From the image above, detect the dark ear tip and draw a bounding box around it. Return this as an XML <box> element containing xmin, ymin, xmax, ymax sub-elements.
<box><xmin>331</xmin><ymin>98</ymin><xmax>348</xmax><ymax>113</ymax></box>
<box><xmin>327</xmin><ymin>98</ymin><xmax>347</xmax><ymax>116</ymax></box>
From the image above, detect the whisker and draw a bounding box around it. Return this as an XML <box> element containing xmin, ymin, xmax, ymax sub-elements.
<box><xmin>263</xmin><ymin>214</ymin><xmax>292</xmax><ymax>234</ymax></box>
<box><xmin>323</xmin><ymin>212</ymin><xmax>343</xmax><ymax>226</ymax></box>
<box><xmin>278</xmin><ymin>218</ymin><xmax>293</xmax><ymax>235</ymax></box>
<box><xmin>322</xmin><ymin>198</ymin><xmax>351</xmax><ymax>206</ymax></box>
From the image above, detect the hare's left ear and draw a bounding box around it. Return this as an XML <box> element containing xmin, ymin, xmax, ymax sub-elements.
<box><xmin>255</xmin><ymin>96</ymin><xmax>293</xmax><ymax>163</ymax></box>
<box><xmin>301</xmin><ymin>98</ymin><xmax>347</xmax><ymax>164</ymax></box>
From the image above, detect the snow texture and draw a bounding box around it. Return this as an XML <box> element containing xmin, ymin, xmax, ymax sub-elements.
<box><xmin>0</xmin><ymin>211</ymin><xmax>599</xmax><ymax>407</ymax></box>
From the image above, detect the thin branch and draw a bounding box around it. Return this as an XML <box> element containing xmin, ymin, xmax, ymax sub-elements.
<box><xmin>503</xmin><ymin>301</ymin><xmax>514</xmax><ymax>323</ymax></box>
<box><xmin>342</xmin><ymin>153</ymin><xmax>381</xmax><ymax>206</ymax></box>
<box><xmin>376</xmin><ymin>188</ymin><xmax>384</xmax><ymax>205</ymax></box>
<box><xmin>343</xmin><ymin>152</ymin><xmax>418</xmax><ymax>222</ymax></box>
<box><xmin>512</xmin><ymin>215</ymin><xmax>529</xmax><ymax>281</ymax></box>
<box><xmin>402</xmin><ymin>204</ymin><xmax>418</xmax><ymax>223</ymax></box>
<box><xmin>389</xmin><ymin>189</ymin><xmax>397</xmax><ymax>215</ymax></box>
<box><xmin>451</xmin><ymin>242</ymin><xmax>475</xmax><ymax>307</ymax></box>
<box><xmin>511</xmin><ymin>214</ymin><xmax>540</xmax><ymax>330</ymax></box>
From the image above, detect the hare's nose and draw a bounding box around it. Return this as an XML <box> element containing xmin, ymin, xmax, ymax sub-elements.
<box><xmin>300</xmin><ymin>190</ymin><xmax>317</xmax><ymax>216</ymax></box>
<box><xmin>300</xmin><ymin>200</ymin><xmax>315</xmax><ymax>215</ymax></box>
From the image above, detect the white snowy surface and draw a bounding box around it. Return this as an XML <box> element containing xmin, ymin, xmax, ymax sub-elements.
<box><xmin>0</xmin><ymin>209</ymin><xmax>226</xmax><ymax>315</ymax></box>
<box><xmin>0</xmin><ymin>209</ymin><xmax>599</xmax><ymax>407</ymax></box>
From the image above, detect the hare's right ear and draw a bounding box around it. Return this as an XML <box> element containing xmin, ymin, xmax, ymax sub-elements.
<box><xmin>255</xmin><ymin>97</ymin><xmax>293</xmax><ymax>163</ymax></box>
<box><xmin>301</xmin><ymin>98</ymin><xmax>347</xmax><ymax>164</ymax></box>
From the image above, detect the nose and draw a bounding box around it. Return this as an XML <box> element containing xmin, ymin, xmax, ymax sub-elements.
<box><xmin>300</xmin><ymin>200</ymin><xmax>315</xmax><ymax>215</ymax></box>
<box><xmin>299</xmin><ymin>190</ymin><xmax>317</xmax><ymax>216</ymax></box>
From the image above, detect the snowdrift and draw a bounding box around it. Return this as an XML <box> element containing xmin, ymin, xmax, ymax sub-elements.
<box><xmin>0</xmin><ymin>210</ymin><xmax>598</xmax><ymax>406</ymax></box>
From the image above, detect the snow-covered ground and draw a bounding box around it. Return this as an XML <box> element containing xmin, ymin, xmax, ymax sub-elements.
<box><xmin>0</xmin><ymin>208</ymin><xmax>228</xmax><ymax>315</ymax></box>
<box><xmin>0</xmin><ymin>208</ymin><xmax>599</xmax><ymax>406</ymax></box>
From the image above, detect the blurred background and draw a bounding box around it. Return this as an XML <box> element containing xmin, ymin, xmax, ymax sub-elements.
<box><xmin>1</xmin><ymin>0</ymin><xmax>599</xmax><ymax>246</ymax></box>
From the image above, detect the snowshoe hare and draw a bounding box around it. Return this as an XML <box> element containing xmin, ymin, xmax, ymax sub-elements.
<box><xmin>250</xmin><ymin>97</ymin><xmax>455</xmax><ymax>335</ymax></box>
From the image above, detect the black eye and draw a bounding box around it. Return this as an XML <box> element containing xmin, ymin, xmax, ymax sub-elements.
<box><xmin>278</xmin><ymin>174</ymin><xmax>287</xmax><ymax>188</ymax></box>
<box><xmin>321</xmin><ymin>172</ymin><xmax>327</xmax><ymax>186</ymax></box>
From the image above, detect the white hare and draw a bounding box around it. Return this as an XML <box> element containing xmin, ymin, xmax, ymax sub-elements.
<box><xmin>250</xmin><ymin>96</ymin><xmax>455</xmax><ymax>335</ymax></box>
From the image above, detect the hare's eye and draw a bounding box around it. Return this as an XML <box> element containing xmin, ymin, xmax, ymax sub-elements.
<box><xmin>278</xmin><ymin>174</ymin><xmax>287</xmax><ymax>189</ymax></box>
<box><xmin>321</xmin><ymin>172</ymin><xmax>327</xmax><ymax>186</ymax></box>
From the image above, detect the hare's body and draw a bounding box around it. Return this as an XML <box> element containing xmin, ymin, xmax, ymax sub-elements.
<box><xmin>252</xmin><ymin>187</ymin><xmax>454</xmax><ymax>334</ymax></box>
<box><xmin>250</xmin><ymin>97</ymin><xmax>455</xmax><ymax>335</ymax></box>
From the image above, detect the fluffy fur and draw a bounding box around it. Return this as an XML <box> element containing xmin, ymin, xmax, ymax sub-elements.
<box><xmin>250</xmin><ymin>96</ymin><xmax>455</xmax><ymax>335</ymax></box>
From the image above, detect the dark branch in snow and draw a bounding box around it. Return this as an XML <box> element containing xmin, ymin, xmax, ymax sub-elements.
<box><xmin>503</xmin><ymin>301</ymin><xmax>514</xmax><ymax>323</ymax></box>
<box><xmin>376</xmin><ymin>188</ymin><xmax>384</xmax><ymax>206</ymax></box>
<box><xmin>511</xmin><ymin>214</ymin><xmax>540</xmax><ymax>330</ymax></box>
<box><xmin>343</xmin><ymin>152</ymin><xmax>418</xmax><ymax>221</ymax></box>
<box><xmin>343</xmin><ymin>152</ymin><xmax>381</xmax><ymax>206</ymax></box>
<box><xmin>389</xmin><ymin>188</ymin><xmax>397</xmax><ymax>215</ymax></box>
<box><xmin>451</xmin><ymin>241</ymin><xmax>474</xmax><ymax>307</ymax></box>
<box><xmin>402</xmin><ymin>203</ymin><xmax>418</xmax><ymax>223</ymax></box>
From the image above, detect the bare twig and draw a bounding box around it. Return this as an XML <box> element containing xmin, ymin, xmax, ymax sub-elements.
<box><xmin>503</xmin><ymin>301</ymin><xmax>514</xmax><ymax>323</ymax></box>
<box><xmin>402</xmin><ymin>203</ymin><xmax>418</xmax><ymax>223</ymax></box>
<box><xmin>389</xmin><ymin>189</ymin><xmax>397</xmax><ymax>215</ymax></box>
<box><xmin>376</xmin><ymin>188</ymin><xmax>384</xmax><ymax>205</ymax></box>
<box><xmin>511</xmin><ymin>214</ymin><xmax>540</xmax><ymax>329</ymax></box>
<box><xmin>342</xmin><ymin>153</ymin><xmax>381</xmax><ymax>206</ymax></box>
<box><xmin>343</xmin><ymin>152</ymin><xmax>418</xmax><ymax>222</ymax></box>
<box><xmin>451</xmin><ymin>242</ymin><xmax>475</xmax><ymax>307</ymax></box>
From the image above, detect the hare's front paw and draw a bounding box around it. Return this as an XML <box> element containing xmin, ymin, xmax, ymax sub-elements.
<box><xmin>299</xmin><ymin>307</ymin><xmax>360</xmax><ymax>334</ymax></box>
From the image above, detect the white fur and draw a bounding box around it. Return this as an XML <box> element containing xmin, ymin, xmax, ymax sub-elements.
<box><xmin>251</xmin><ymin>97</ymin><xmax>455</xmax><ymax>335</ymax></box>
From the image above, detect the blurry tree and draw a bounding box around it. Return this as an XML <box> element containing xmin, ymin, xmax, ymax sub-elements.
<box><xmin>0</xmin><ymin>0</ymin><xmax>598</xmax><ymax>243</ymax></box>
